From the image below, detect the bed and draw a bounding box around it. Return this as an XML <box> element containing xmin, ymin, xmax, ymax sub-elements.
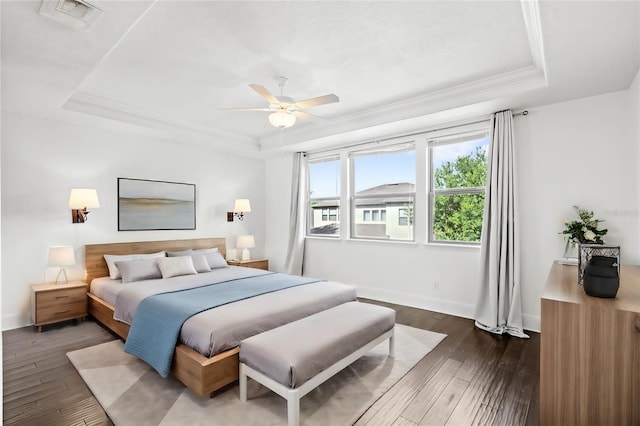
<box><xmin>85</xmin><ymin>238</ymin><xmax>357</xmax><ymax>397</ymax></box>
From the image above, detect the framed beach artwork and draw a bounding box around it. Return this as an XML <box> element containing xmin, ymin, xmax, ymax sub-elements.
<box><xmin>118</xmin><ymin>178</ymin><xmax>196</xmax><ymax>231</ymax></box>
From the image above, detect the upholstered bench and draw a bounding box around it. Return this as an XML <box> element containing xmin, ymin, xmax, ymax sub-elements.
<box><xmin>239</xmin><ymin>301</ymin><xmax>395</xmax><ymax>426</ymax></box>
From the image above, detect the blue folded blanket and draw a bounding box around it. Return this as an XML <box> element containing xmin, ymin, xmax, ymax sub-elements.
<box><xmin>124</xmin><ymin>273</ymin><xmax>322</xmax><ymax>377</ymax></box>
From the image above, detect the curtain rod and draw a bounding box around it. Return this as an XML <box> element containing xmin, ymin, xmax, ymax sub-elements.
<box><xmin>308</xmin><ymin>110</ymin><xmax>528</xmax><ymax>156</ymax></box>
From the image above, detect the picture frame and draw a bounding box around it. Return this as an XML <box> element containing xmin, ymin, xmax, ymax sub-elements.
<box><xmin>118</xmin><ymin>178</ymin><xmax>196</xmax><ymax>231</ymax></box>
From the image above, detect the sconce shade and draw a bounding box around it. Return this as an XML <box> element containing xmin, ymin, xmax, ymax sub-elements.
<box><xmin>268</xmin><ymin>111</ymin><xmax>296</xmax><ymax>129</ymax></box>
<box><xmin>48</xmin><ymin>246</ymin><xmax>75</xmax><ymax>267</ymax></box>
<box><xmin>69</xmin><ymin>189</ymin><xmax>100</xmax><ymax>208</ymax></box>
<box><xmin>233</xmin><ymin>199</ymin><xmax>251</xmax><ymax>213</ymax></box>
<box><xmin>236</xmin><ymin>235</ymin><xmax>256</xmax><ymax>249</ymax></box>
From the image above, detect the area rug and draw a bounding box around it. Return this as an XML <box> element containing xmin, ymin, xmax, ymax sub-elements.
<box><xmin>67</xmin><ymin>325</ymin><xmax>446</xmax><ymax>426</ymax></box>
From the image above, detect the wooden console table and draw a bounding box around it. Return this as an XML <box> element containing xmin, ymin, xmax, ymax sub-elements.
<box><xmin>540</xmin><ymin>261</ymin><xmax>640</xmax><ymax>425</ymax></box>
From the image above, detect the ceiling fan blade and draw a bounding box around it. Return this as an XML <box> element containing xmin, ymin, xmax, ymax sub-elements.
<box><xmin>293</xmin><ymin>110</ymin><xmax>328</xmax><ymax>123</ymax></box>
<box><xmin>219</xmin><ymin>107</ymin><xmax>272</xmax><ymax>112</ymax></box>
<box><xmin>249</xmin><ymin>84</ymin><xmax>279</xmax><ymax>104</ymax></box>
<box><xmin>295</xmin><ymin>94</ymin><xmax>339</xmax><ymax>109</ymax></box>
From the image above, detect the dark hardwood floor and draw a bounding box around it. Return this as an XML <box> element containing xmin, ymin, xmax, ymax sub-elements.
<box><xmin>3</xmin><ymin>301</ymin><xmax>539</xmax><ymax>425</ymax></box>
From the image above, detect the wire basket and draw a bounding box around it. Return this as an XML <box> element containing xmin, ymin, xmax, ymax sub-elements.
<box><xmin>578</xmin><ymin>244</ymin><xmax>620</xmax><ymax>285</ymax></box>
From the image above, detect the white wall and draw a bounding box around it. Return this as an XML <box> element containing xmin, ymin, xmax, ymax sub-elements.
<box><xmin>265</xmin><ymin>86</ymin><xmax>640</xmax><ymax>333</ymax></box>
<box><xmin>632</xmin><ymin>68</ymin><xmax>640</xmax><ymax>216</ymax></box>
<box><xmin>1</xmin><ymin>112</ymin><xmax>265</xmax><ymax>330</ymax></box>
<box><xmin>517</xmin><ymin>88</ymin><xmax>640</xmax><ymax>329</ymax></box>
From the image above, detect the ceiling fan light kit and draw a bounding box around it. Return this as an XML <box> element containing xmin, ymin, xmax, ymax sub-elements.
<box><xmin>268</xmin><ymin>111</ymin><xmax>296</xmax><ymax>128</ymax></box>
<box><xmin>222</xmin><ymin>76</ymin><xmax>339</xmax><ymax>129</ymax></box>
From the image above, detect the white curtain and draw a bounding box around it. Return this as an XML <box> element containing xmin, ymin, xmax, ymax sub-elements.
<box><xmin>474</xmin><ymin>110</ymin><xmax>528</xmax><ymax>338</ymax></box>
<box><xmin>284</xmin><ymin>152</ymin><xmax>307</xmax><ymax>276</ymax></box>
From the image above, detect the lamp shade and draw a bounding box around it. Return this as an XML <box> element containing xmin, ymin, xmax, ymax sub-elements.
<box><xmin>47</xmin><ymin>246</ymin><xmax>75</xmax><ymax>267</ymax></box>
<box><xmin>233</xmin><ymin>199</ymin><xmax>251</xmax><ymax>213</ymax></box>
<box><xmin>268</xmin><ymin>111</ymin><xmax>296</xmax><ymax>129</ymax></box>
<box><xmin>69</xmin><ymin>188</ymin><xmax>100</xmax><ymax>209</ymax></box>
<box><xmin>236</xmin><ymin>235</ymin><xmax>255</xmax><ymax>249</ymax></box>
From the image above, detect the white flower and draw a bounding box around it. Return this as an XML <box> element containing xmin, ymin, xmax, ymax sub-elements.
<box><xmin>584</xmin><ymin>230</ymin><xmax>596</xmax><ymax>241</ymax></box>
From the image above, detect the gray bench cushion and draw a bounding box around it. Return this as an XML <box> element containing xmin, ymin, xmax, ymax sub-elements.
<box><xmin>239</xmin><ymin>301</ymin><xmax>395</xmax><ymax>388</ymax></box>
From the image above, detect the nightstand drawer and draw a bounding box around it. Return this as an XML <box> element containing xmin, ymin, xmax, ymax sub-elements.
<box><xmin>31</xmin><ymin>281</ymin><xmax>88</xmax><ymax>331</ymax></box>
<box><xmin>36</xmin><ymin>287</ymin><xmax>86</xmax><ymax>308</ymax></box>
<box><xmin>36</xmin><ymin>300</ymin><xmax>86</xmax><ymax>324</ymax></box>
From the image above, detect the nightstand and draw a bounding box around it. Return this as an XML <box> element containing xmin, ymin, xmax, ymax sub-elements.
<box><xmin>31</xmin><ymin>281</ymin><xmax>87</xmax><ymax>332</ymax></box>
<box><xmin>227</xmin><ymin>259</ymin><xmax>269</xmax><ymax>271</ymax></box>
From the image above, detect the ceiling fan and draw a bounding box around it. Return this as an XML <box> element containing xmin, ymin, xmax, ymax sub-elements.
<box><xmin>221</xmin><ymin>77</ymin><xmax>339</xmax><ymax>129</ymax></box>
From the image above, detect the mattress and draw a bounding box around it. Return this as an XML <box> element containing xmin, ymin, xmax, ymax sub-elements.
<box><xmin>90</xmin><ymin>267</ymin><xmax>357</xmax><ymax>357</ymax></box>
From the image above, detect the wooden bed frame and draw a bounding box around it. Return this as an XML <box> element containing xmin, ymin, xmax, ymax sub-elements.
<box><xmin>85</xmin><ymin>237</ymin><xmax>240</xmax><ymax>397</ymax></box>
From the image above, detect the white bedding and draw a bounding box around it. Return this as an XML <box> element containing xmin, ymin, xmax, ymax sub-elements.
<box><xmin>90</xmin><ymin>267</ymin><xmax>357</xmax><ymax>357</ymax></box>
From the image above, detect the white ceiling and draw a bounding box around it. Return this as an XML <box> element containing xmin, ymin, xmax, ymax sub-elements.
<box><xmin>2</xmin><ymin>1</ymin><xmax>639</xmax><ymax>157</ymax></box>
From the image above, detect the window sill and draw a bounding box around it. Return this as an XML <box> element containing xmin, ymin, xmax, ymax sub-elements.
<box><xmin>424</xmin><ymin>241</ymin><xmax>481</xmax><ymax>249</ymax></box>
<box><xmin>305</xmin><ymin>236</ymin><xmax>417</xmax><ymax>247</ymax></box>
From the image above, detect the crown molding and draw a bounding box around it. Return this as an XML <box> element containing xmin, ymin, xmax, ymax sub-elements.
<box><xmin>62</xmin><ymin>91</ymin><xmax>260</xmax><ymax>149</ymax></box>
<box><xmin>259</xmin><ymin>64</ymin><xmax>545</xmax><ymax>151</ymax></box>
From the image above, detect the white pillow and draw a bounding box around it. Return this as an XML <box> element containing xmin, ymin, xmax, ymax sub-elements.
<box><xmin>104</xmin><ymin>251</ymin><xmax>166</xmax><ymax>279</ymax></box>
<box><xmin>157</xmin><ymin>256</ymin><xmax>197</xmax><ymax>279</ymax></box>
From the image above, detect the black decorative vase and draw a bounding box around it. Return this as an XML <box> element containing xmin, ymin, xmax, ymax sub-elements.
<box><xmin>583</xmin><ymin>256</ymin><xmax>619</xmax><ymax>298</ymax></box>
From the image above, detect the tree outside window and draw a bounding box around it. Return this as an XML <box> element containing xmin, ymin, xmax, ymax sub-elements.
<box><xmin>430</xmin><ymin>135</ymin><xmax>489</xmax><ymax>243</ymax></box>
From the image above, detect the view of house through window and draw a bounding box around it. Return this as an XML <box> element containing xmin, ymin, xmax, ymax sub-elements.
<box><xmin>351</xmin><ymin>146</ymin><xmax>416</xmax><ymax>241</ymax></box>
<box><xmin>430</xmin><ymin>134</ymin><xmax>489</xmax><ymax>243</ymax></box>
<box><xmin>308</xmin><ymin>156</ymin><xmax>340</xmax><ymax>236</ymax></box>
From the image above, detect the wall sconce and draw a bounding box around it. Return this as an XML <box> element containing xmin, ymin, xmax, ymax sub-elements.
<box><xmin>69</xmin><ymin>188</ymin><xmax>100</xmax><ymax>223</ymax></box>
<box><xmin>227</xmin><ymin>198</ymin><xmax>251</xmax><ymax>222</ymax></box>
<box><xmin>236</xmin><ymin>235</ymin><xmax>255</xmax><ymax>261</ymax></box>
<box><xmin>48</xmin><ymin>246</ymin><xmax>75</xmax><ymax>284</ymax></box>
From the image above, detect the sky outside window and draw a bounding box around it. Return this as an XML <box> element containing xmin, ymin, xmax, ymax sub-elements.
<box><xmin>353</xmin><ymin>149</ymin><xmax>415</xmax><ymax>192</ymax></box>
<box><xmin>432</xmin><ymin>136</ymin><xmax>489</xmax><ymax>171</ymax></box>
<box><xmin>309</xmin><ymin>159</ymin><xmax>340</xmax><ymax>198</ymax></box>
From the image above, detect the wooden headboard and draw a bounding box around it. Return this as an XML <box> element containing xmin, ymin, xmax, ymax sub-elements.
<box><xmin>85</xmin><ymin>237</ymin><xmax>226</xmax><ymax>284</ymax></box>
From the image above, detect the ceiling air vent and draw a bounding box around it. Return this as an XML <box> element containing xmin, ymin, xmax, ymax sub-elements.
<box><xmin>39</xmin><ymin>0</ymin><xmax>103</xmax><ymax>31</ymax></box>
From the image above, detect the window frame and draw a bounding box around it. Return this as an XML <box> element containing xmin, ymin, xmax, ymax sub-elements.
<box><xmin>427</xmin><ymin>132</ymin><xmax>489</xmax><ymax>245</ymax></box>
<box><xmin>304</xmin><ymin>119</ymin><xmax>489</xmax><ymax>246</ymax></box>
<box><xmin>307</xmin><ymin>155</ymin><xmax>341</xmax><ymax>238</ymax></box>
<box><xmin>349</xmin><ymin>143</ymin><xmax>416</xmax><ymax>242</ymax></box>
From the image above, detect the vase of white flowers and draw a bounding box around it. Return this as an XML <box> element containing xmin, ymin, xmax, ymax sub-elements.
<box><xmin>561</xmin><ymin>206</ymin><xmax>607</xmax><ymax>258</ymax></box>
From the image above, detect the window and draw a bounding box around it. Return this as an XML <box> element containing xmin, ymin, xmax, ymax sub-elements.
<box><xmin>398</xmin><ymin>207</ymin><xmax>413</xmax><ymax>226</ymax></box>
<box><xmin>429</xmin><ymin>134</ymin><xmax>489</xmax><ymax>243</ymax></box>
<box><xmin>308</xmin><ymin>156</ymin><xmax>340</xmax><ymax>236</ymax></box>
<box><xmin>361</xmin><ymin>209</ymin><xmax>385</xmax><ymax>222</ymax></box>
<box><xmin>305</xmin><ymin>120</ymin><xmax>489</xmax><ymax>245</ymax></box>
<box><xmin>351</xmin><ymin>145</ymin><xmax>416</xmax><ymax>241</ymax></box>
<box><xmin>322</xmin><ymin>208</ymin><xmax>338</xmax><ymax>221</ymax></box>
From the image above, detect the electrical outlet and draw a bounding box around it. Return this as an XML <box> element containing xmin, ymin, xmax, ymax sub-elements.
<box><xmin>433</xmin><ymin>282</ymin><xmax>440</xmax><ymax>291</ymax></box>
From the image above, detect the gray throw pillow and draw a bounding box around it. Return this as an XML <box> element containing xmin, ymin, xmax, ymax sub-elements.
<box><xmin>115</xmin><ymin>259</ymin><xmax>162</xmax><ymax>283</ymax></box>
<box><xmin>191</xmin><ymin>254</ymin><xmax>212</xmax><ymax>273</ymax></box>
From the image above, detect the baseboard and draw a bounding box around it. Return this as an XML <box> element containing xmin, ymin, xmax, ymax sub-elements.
<box><xmin>2</xmin><ymin>312</ymin><xmax>31</xmax><ymax>331</ymax></box>
<box><xmin>356</xmin><ymin>285</ymin><xmax>541</xmax><ymax>333</ymax></box>
<box><xmin>355</xmin><ymin>285</ymin><xmax>476</xmax><ymax>321</ymax></box>
<box><xmin>522</xmin><ymin>313</ymin><xmax>541</xmax><ymax>333</ymax></box>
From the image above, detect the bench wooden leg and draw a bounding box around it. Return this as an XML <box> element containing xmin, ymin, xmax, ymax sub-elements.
<box><xmin>239</xmin><ymin>364</ymin><xmax>248</xmax><ymax>402</ymax></box>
